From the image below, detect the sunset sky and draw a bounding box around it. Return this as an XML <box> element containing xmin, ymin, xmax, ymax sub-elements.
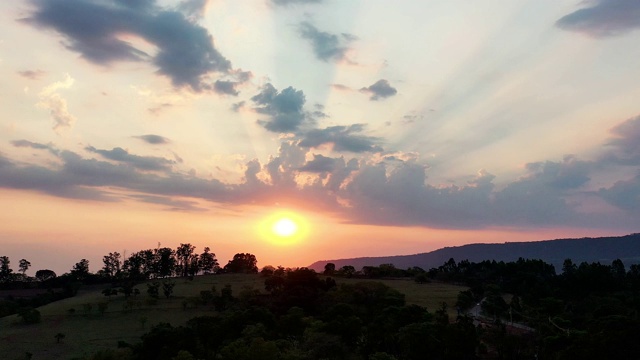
<box><xmin>1</xmin><ymin>0</ymin><xmax>640</xmax><ymax>275</ymax></box>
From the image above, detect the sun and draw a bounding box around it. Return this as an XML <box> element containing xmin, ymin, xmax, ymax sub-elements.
<box><xmin>273</xmin><ymin>217</ymin><xmax>298</xmax><ymax>237</ymax></box>
<box><xmin>258</xmin><ymin>211</ymin><xmax>309</xmax><ymax>246</ymax></box>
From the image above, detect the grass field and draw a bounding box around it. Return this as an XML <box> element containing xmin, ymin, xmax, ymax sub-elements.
<box><xmin>0</xmin><ymin>275</ymin><xmax>466</xmax><ymax>359</ymax></box>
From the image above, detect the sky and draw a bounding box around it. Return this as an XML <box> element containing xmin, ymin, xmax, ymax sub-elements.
<box><xmin>1</xmin><ymin>0</ymin><xmax>640</xmax><ymax>275</ymax></box>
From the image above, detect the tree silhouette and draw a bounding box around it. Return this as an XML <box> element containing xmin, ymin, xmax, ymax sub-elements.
<box><xmin>199</xmin><ymin>247</ymin><xmax>219</xmax><ymax>274</ymax></box>
<box><xmin>224</xmin><ymin>253</ymin><xmax>258</xmax><ymax>273</ymax></box>
<box><xmin>18</xmin><ymin>259</ymin><xmax>31</xmax><ymax>275</ymax></box>
<box><xmin>35</xmin><ymin>269</ymin><xmax>56</xmax><ymax>282</ymax></box>
<box><xmin>71</xmin><ymin>259</ymin><xmax>90</xmax><ymax>280</ymax></box>
<box><xmin>176</xmin><ymin>243</ymin><xmax>196</xmax><ymax>277</ymax></box>
<box><xmin>0</xmin><ymin>256</ymin><xmax>12</xmax><ymax>282</ymax></box>
<box><xmin>163</xmin><ymin>281</ymin><xmax>176</xmax><ymax>298</ymax></box>
<box><xmin>101</xmin><ymin>252</ymin><xmax>121</xmax><ymax>279</ymax></box>
<box><xmin>323</xmin><ymin>263</ymin><xmax>336</xmax><ymax>275</ymax></box>
<box><xmin>154</xmin><ymin>248</ymin><xmax>176</xmax><ymax>278</ymax></box>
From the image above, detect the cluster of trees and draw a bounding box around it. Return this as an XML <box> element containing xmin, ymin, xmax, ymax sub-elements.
<box><xmin>0</xmin><ymin>246</ymin><xmax>258</xmax><ymax>321</ymax></box>
<box><xmin>97</xmin><ymin>244</ymin><xmax>220</xmax><ymax>282</ymax></box>
<box><xmin>0</xmin><ymin>256</ymin><xmax>32</xmax><ymax>283</ymax></box>
<box><xmin>423</xmin><ymin>257</ymin><xmax>640</xmax><ymax>359</ymax></box>
<box><xmin>321</xmin><ymin>262</ymin><xmax>428</xmax><ymax>280</ymax></box>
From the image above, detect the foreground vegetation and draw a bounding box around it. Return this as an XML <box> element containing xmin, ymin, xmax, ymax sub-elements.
<box><xmin>0</xmin><ymin>273</ymin><xmax>465</xmax><ymax>359</ymax></box>
<box><xmin>2</xmin><ymin>244</ymin><xmax>640</xmax><ymax>359</ymax></box>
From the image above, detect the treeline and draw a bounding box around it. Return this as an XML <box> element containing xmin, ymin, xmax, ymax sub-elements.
<box><xmin>0</xmin><ymin>245</ymin><xmax>257</xmax><ymax>319</ymax></box>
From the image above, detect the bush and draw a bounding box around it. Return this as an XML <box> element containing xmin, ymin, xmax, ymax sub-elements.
<box><xmin>17</xmin><ymin>307</ymin><xmax>41</xmax><ymax>324</ymax></box>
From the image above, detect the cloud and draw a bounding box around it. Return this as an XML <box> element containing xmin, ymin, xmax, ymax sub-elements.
<box><xmin>1</xmin><ymin>137</ymin><xmax>636</xmax><ymax>228</ymax></box>
<box><xmin>298</xmin><ymin>21</ymin><xmax>355</xmax><ymax>62</ymax></box>
<box><xmin>524</xmin><ymin>155</ymin><xmax>591</xmax><ymax>190</ymax></box>
<box><xmin>128</xmin><ymin>194</ymin><xmax>207</xmax><ymax>211</ymax></box>
<box><xmin>85</xmin><ymin>146</ymin><xmax>175</xmax><ymax>171</ymax></box>
<box><xmin>25</xmin><ymin>0</ymin><xmax>234</xmax><ymax>92</ymax></box>
<box><xmin>135</xmin><ymin>134</ymin><xmax>171</xmax><ymax>145</ymax></box>
<box><xmin>360</xmin><ymin>79</ymin><xmax>397</xmax><ymax>101</ymax></box>
<box><xmin>37</xmin><ymin>74</ymin><xmax>76</xmax><ymax>132</ymax></box>
<box><xmin>298</xmin><ymin>124</ymin><xmax>383</xmax><ymax>153</ymax></box>
<box><xmin>251</xmin><ymin>83</ymin><xmax>309</xmax><ymax>132</ymax></box>
<box><xmin>299</xmin><ymin>154</ymin><xmax>337</xmax><ymax>173</ymax></box>
<box><xmin>599</xmin><ymin>173</ymin><xmax>640</xmax><ymax>212</ymax></box>
<box><xmin>17</xmin><ymin>70</ymin><xmax>46</xmax><ymax>80</ymax></box>
<box><xmin>331</xmin><ymin>84</ymin><xmax>351</xmax><ymax>91</ymax></box>
<box><xmin>603</xmin><ymin>114</ymin><xmax>640</xmax><ymax>165</ymax></box>
<box><xmin>556</xmin><ymin>0</ymin><xmax>640</xmax><ymax>37</ymax></box>
<box><xmin>178</xmin><ymin>0</ymin><xmax>210</xmax><ymax>20</ymax></box>
<box><xmin>214</xmin><ymin>80</ymin><xmax>239</xmax><ymax>96</ymax></box>
<box><xmin>12</xmin><ymin>139</ymin><xmax>53</xmax><ymax>151</ymax></box>
<box><xmin>272</xmin><ymin>0</ymin><xmax>323</xmax><ymax>6</ymax></box>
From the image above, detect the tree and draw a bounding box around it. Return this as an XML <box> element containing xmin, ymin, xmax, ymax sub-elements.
<box><xmin>324</xmin><ymin>263</ymin><xmax>336</xmax><ymax>275</ymax></box>
<box><xmin>147</xmin><ymin>282</ymin><xmax>160</xmax><ymax>299</ymax></box>
<box><xmin>338</xmin><ymin>265</ymin><xmax>356</xmax><ymax>278</ymax></box>
<box><xmin>71</xmin><ymin>259</ymin><xmax>90</xmax><ymax>280</ymax></box>
<box><xmin>224</xmin><ymin>253</ymin><xmax>258</xmax><ymax>273</ymax></box>
<box><xmin>0</xmin><ymin>256</ymin><xmax>12</xmax><ymax>282</ymax></box>
<box><xmin>18</xmin><ymin>259</ymin><xmax>31</xmax><ymax>275</ymax></box>
<box><xmin>188</xmin><ymin>255</ymin><xmax>200</xmax><ymax>278</ymax></box>
<box><xmin>163</xmin><ymin>281</ymin><xmax>176</xmax><ymax>298</ymax></box>
<box><xmin>54</xmin><ymin>333</ymin><xmax>65</xmax><ymax>344</ymax></box>
<box><xmin>261</xmin><ymin>265</ymin><xmax>275</xmax><ymax>277</ymax></box>
<box><xmin>35</xmin><ymin>269</ymin><xmax>57</xmax><ymax>282</ymax></box>
<box><xmin>153</xmin><ymin>248</ymin><xmax>176</xmax><ymax>278</ymax></box>
<box><xmin>199</xmin><ymin>247</ymin><xmax>219</xmax><ymax>274</ymax></box>
<box><xmin>101</xmin><ymin>252</ymin><xmax>121</xmax><ymax>279</ymax></box>
<box><xmin>176</xmin><ymin>243</ymin><xmax>196</xmax><ymax>277</ymax></box>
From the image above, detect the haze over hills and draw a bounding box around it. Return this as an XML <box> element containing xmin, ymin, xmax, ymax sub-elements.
<box><xmin>308</xmin><ymin>234</ymin><xmax>640</xmax><ymax>273</ymax></box>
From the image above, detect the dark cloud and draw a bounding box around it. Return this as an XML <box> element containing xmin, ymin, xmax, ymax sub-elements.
<box><xmin>251</xmin><ymin>83</ymin><xmax>308</xmax><ymax>132</ymax></box>
<box><xmin>231</xmin><ymin>101</ymin><xmax>246</xmax><ymax>112</ymax></box>
<box><xmin>129</xmin><ymin>194</ymin><xmax>207</xmax><ymax>211</ymax></box>
<box><xmin>298</xmin><ymin>124</ymin><xmax>383</xmax><ymax>153</ymax></box>
<box><xmin>272</xmin><ymin>0</ymin><xmax>323</xmax><ymax>6</ymax></box>
<box><xmin>17</xmin><ymin>70</ymin><xmax>46</xmax><ymax>80</ymax></box>
<box><xmin>360</xmin><ymin>79</ymin><xmax>397</xmax><ymax>101</ymax></box>
<box><xmin>299</xmin><ymin>154</ymin><xmax>337</xmax><ymax>173</ymax></box>
<box><xmin>25</xmin><ymin>0</ymin><xmax>233</xmax><ymax>91</ymax></box>
<box><xmin>12</xmin><ymin>139</ymin><xmax>52</xmax><ymax>150</ymax></box>
<box><xmin>556</xmin><ymin>0</ymin><xmax>640</xmax><ymax>37</ymax></box>
<box><xmin>343</xmin><ymin>163</ymin><xmax>495</xmax><ymax>228</ymax></box>
<box><xmin>0</xmin><ymin>147</ymin><xmax>229</xmax><ymax>203</ymax></box>
<box><xmin>599</xmin><ymin>173</ymin><xmax>640</xmax><ymax>212</ymax></box>
<box><xmin>524</xmin><ymin>156</ymin><xmax>591</xmax><ymax>190</ymax></box>
<box><xmin>85</xmin><ymin>146</ymin><xmax>175</xmax><ymax>171</ymax></box>
<box><xmin>604</xmin><ymin>115</ymin><xmax>640</xmax><ymax>165</ymax></box>
<box><xmin>214</xmin><ymin>80</ymin><xmax>239</xmax><ymax>96</ymax></box>
<box><xmin>135</xmin><ymin>134</ymin><xmax>170</xmax><ymax>145</ymax></box>
<box><xmin>298</xmin><ymin>21</ymin><xmax>355</xmax><ymax>62</ymax></box>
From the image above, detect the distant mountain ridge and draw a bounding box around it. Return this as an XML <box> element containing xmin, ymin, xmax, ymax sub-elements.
<box><xmin>308</xmin><ymin>233</ymin><xmax>640</xmax><ymax>273</ymax></box>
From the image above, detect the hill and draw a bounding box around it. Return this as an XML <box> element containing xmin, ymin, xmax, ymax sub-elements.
<box><xmin>308</xmin><ymin>233</ymin><xmax>640</xmax><ymax>272</ymax></box>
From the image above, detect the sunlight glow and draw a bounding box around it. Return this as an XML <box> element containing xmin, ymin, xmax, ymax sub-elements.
<box><xmin>258</xmin><ymin>211</ymin><xmax>310</xmax><ymax>246</ymax></box>
<box><xmin>273</xmin><ymin>218</ymin><xmax>297</xmax><ymax>237</ymax></box>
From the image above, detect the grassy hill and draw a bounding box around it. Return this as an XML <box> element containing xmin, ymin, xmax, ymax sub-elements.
<box><xmin>0</xmin><ymin>274</ymin><xmax>465</xmax><ymax>360</ymax></box>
